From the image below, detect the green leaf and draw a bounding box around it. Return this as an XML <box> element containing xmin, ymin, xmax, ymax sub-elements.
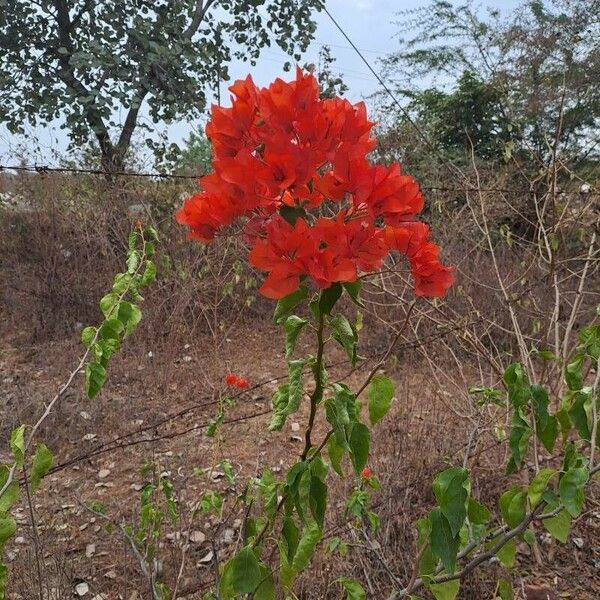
<box><xmin>506</xmin><ymin>408</ymin><xmax>531</xmax><ymax>473</ymax></box>
<box><xmin>0</xmin><ymin>466</ymin><xmax>20</xmax><ymax>512</ymax></box>
<box><xmin>99</xmin><ymin>317</ymin><xmax>124</xmax><ymax>341</ymax></box>
<box><xmin>10</xmin><ymin>425</ymin><xmax>26</xmax><ymax>468</ymax></box>
<box><xmin>219</xmin><ymin>546</ymin><xmax>261</xmax><ymax>599</ymax></box>
<box><xmin>429</xmin><ymin>507</ymin><xmax>459</xmax><ymax>573</ymax></box>
<box><xmin>112</xmin><ymin>272</ymin><xmax>132</xmax><ymax>295</ymax></box>
<box><xmin>428</xmin><ymin>579</ymin><xmax>460</xmax><ymax>600</ymax></box>
<box><xmin>327</xmin><ymin>435</ymin><xmax>345</xmax><ymax>476</ymax></box>
<box><xmin>273</xmin><ymin>285</ymin><xmax>309</xmax><ymax>324</ymax></box>
<box><xmin>537</xmin><ymin>415</ymin><xmax>558</xmax><ymax>453</ymax></box>
<box><xmin>309</xmin><ymin>476</ymin><xmax>327</xmax><ymax>528</ymax></box>
<box><xmin>117</xmin><ymin>301</ymin><xmax>142</xmax><ymax>338</ymax></box>
<box><xmin>81</xmin><ymin>326</ymin><xmax>97</xmax><ymax>348</ymax></box>
<box><xmin>318</xmin><ymin>283</ymin><xmax>343</xmax><ymax>315</ymax></box>
<box><xmin>349</xmin><ymin>422</ymin><xmax>370</xmax><ymax>475</ymax></box>
<box><xmin>283</xmin><ymin>521</ymin><xmax>321</xmax><ymax>587</ymax></box>
<box><xmin>543</xmin><ymin>507</ymin><xmax>571</xmax><ymax>543</ymax></box>
<box><xmin>284</xmin><ymin>315</ymin><xmax>308</xmax><ymax>358</ymax></box>
<box><xmin>99</xmin><ymin>292</ymin><xmax>118</xmax><ymax>317</ymax></box>
<box><xmin>528</xmin><ymin>468</ymin><xmax>557</xmax><ymax>506</ymax></box>
<box><xmin>0</xmin><ymin>515</ymin><xmax>17</xmax><ymax>545</ymax></box>
<box><xmin>503</xmin><ymin>363</ymin><xmax>531</xmax><ymax>407</ymax></box>
<box><xmin>367</xmin><ymin>375</ymin><xmax>395</xmax><ymax>426</ymax></box>
<box><xmin>343</xmin><ymin>281</ymin><xmax>364</xmax><ymax>307</ymax></box>
<box><xmin>496</xmin><ymin>537</ymin><xmax>517</xmax><ymax>568</ymax></box>
<box><xmin>530</xmin><ymin>384</ymin><xmax>549</xmax><ymax>431</ymax></box>
<box><xmin>432</xmin><ymin>467</ymin><xmax>468</xmax><ymax>537</ymax></box>
<box><xmin>499</xmin><ymin>487</ymin><xmax>527</xmax><ymax>528</ymax></box>
<box><xmin>254</xmin><ymin>565</ymin><xmax>275</xmax><ymax>600</ymax></box>
<box><xmin>565</xmin><ymin>353</ymin><xmax>585</xmax><ymax>391</ymax></box>
<box><xmin>127</xmin><ymin>249</ymin><xmax>140</xmax><ymax>273</ymax></box>
<box><xmin>281</xmin><ymin>517</ymin><xmax>300</xmax><ymax>563</ymax></box>
<box><xmin>85</xmin><ymin>362</ymin><xmax>106</xmax><ymax>398</ymax></box>
<box><xmin>568</xmin><ymin>390</ymin><xmax>592</xmax><ymax>441</ymax></box>
<box><xmin>467</xmin><ymin>497</ymin><xmax>491</xmax><ymax>525</ymax></box>
<box><xmin>497</xmin><ymin>578</ymin><xmax>514</xmax><ymax>600</ymax></box>
<box><xmin>140</xmin><ymin>260</ymin><xmax>157</xmax><ymax>286</ymax></box>
<box><xmin>330</xmin><ymin>314</ymin><xmax>358</xmax><ymax>366</ymax></box>
<box><xmin>30</xmin><ymin>443</ymin><xmax>54</xmax><ymax>493</ymax></box>
<box><xmin>558</xmin><ymin>467</ymin><xmax>588</xmax><ymax>517</ymax></box>
<box><xmin>337</xmin><ymin>578</ymin><xmax>366</xmax><ymax>600</ymax></box>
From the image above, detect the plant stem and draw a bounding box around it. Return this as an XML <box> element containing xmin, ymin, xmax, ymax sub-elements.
<box><xmin>302</xmin><ymin>310</ymin><xmax>326</xmax><ymax>461</ymax></box>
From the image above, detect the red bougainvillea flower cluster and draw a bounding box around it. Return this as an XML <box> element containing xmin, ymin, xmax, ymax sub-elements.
<box><xmin>225</xmin><ymin>373</ymin><xmax>249</xmax><ymax>389</ymax></box>
<box><xmin>176</xmin><ymin>69</ymin><xmax>454</xmax><ymax>299</ymax></box>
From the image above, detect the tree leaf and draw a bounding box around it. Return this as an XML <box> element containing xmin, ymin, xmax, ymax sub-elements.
<box><xmin>499</xmin><ymin>487</ymin><xmax>527</xmax><ymax>528</ymax></box>
<box><xmin>309</xmin><ymin>475</ymin><xmax>327</xmax><ymax>528</ymax></box>
<box><xmin>330</xmin><ymin>314</ymin><xmax>358</xmax><ymax>366</ymax></box>
<box><xmin>429</xmin><ymin>507</ymin><xmax>459</xmax><ymax>574</ymax></box>
<box><xmin>30</xmin><ymin>443</ymin><xmax>54</xmax><ymax>493</ymax></box>
<box><xmin>273</xmin><ymin>285</ymin><xmax>309</xmax><ymax>324</ymax></box>
<box><xmin>428</xmin><ymin>579</ymin><xmax>460</xmax><ymax>600</ymax></box>
<box><xmin>10</xmin><ymin>425</ymin><xmax>26</xmax><ymax>468</ymax></box>
<box><xmin>318</xmin><ymin>283</ymin><xmax>343</xmax><ymax>316</ymax></box>
<box><xmin>284</xmin><ymin>315</ymin><xmax>308</xmax><ymax>358</ymax></box>
<box><xmin>117</xmin><ymin>301</ymin><xmax>142</xmax><ymax>338</ymax></box>
<box><xmin>543</xmin><ymin>507</ymin><xmax>571</xmax><ymax>543</ymax></box>
<box><xmin>367</xmin><ymin>374</ymin><xmax>395</xmax><ymax>426</ymax></box>
<box><xmin>343</xmin><ymin>281</ymin><xmax>364</xmax><ymax>307</ymax></box>
<box><xmin>497</xmin><ymin>578</ymin><xmax>513</xmax><ymax>600</ymax></box>
<box><xmin>0</xmin><ymin>515</ymin><xmax>17</xmax><ymax>545</ymax></box>
<box><xmin>85</xmin><ymin>361</ymin><xmax>106</xmax><ymax>398</ymax></box>
<box><xmin>528</xmin><ymin>468</ymin><xmax>557</xmax><ymax>506</ymax></box>
<box><xmin>349</xmin><ymin>422</ymin><xmax>370</xmax><ymax>475</ymax></box>
<box><xmin>432</xmin><ymin>467</ymin><xmax>468</xmax><ymax>537</ymax></box>
<box><xmin>218</xmin><ymin>546</ymin><xmax>261</xmax><ymax>599</ymax></box>
<box><xmin>496</xmin><ymin>537</ymin><xmax>517</xmax><ymax>568</ymax></box>
<box><xmin>81</xmin><ymin>326</ymin><xmax>97</xmax><ymax>348</ymax></box>
<box><xmin>558</xmin><ymin>467</ymin><xmax>588</xmax><ymax>517</ymax></box>
<box><xmin>337</xmin><ymin>578</ymin><xmax>366</xmax><ymax>600</ymax></box>
<box><xmin>327</xmin><ymin>435</ymin><xmax>345</xmax><ymax>476</ymax></box>
<box><xmin>467</xmin><ymin>497</ymin><xmax>491</xmax><ymax>525</ymax></box>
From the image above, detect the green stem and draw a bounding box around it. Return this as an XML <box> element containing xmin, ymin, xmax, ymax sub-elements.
<box><xmin>301</xmin><ymin>308</ymin><xmax>326</xmax><ymax>461</ymax></box>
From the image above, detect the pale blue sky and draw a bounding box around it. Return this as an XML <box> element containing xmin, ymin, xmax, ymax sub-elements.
<box><xmin>0</xmin><ymin>0</ymin><xmax>523</xmax><ymax>165</ymax></box>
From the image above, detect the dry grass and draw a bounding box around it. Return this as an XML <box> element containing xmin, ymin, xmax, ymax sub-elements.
<box><xmin>1</xmin><ymin>171</ymin><xmax>599</xmax><ymax>599</ymax></box>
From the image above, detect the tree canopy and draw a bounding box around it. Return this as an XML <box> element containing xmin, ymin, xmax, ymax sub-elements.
<box><xmin>0</xmin><ymin>0</ymin><xmax>323</xmax><ymax>171</ymax></box>
<box><xmin>378</xmin><ymin>0</ymin><xmax>600</xmax><ymax>175</ymax></box>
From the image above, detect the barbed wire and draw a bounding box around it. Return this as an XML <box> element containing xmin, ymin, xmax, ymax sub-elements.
<box><xmin>2</xmin><ymin>162</ymin><xmax>598</xmax><ymax>196</ymax></box>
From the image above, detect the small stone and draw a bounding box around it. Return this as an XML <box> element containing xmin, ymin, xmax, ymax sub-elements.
<box><xmin>80</xmin><ymin>411</ymin><xmax>91</xmax><ymax>420</ymax></box>
<box><xmin>290</xmin><ymin>422</ymin><xmax>300</xmax><ymax>432</ymax></box>
<box><xmin>130</xmin><ymin>483</ymin><xmax>143</xmax><ymax>491</ymax></box>
<box><xmin>290</xmin><ymin>435</ymin><xmax>303</xmax><ymax>442</ymax></box>
<box><xmin>74</xmin><ymin>582</ymin><xmax>89</xmax><ymax>596</ymax></box>
<box><xmin>189</xmin><ymin>531</ymin><xmax>206</xmax><ymax>544</ymax></box>
<box><xmin>182</xmin><ymin>355</ymin><xmax>192</xmax><ymax>362</ymax></box>
<box><xmin>573</xmin><ymin>537</ymin><xmax>584</xmax><ymax>549</ymax></box>
<box><xmin>85</xmin><ymin>543</ymin><xmax>96</xmax><ymax>558</ymax></box>
<box><xmin>14</xmin><ymin>537</ymin><xmax>25</xmax><ymax>545</ymax></box>
<box><xmin>83</xmin><ymin>433</ymin><xmax>97</xmax><ymax>441</ymax></box>
<box><xmin>221</xmin><ymin>528</ymin><xmax>235</xmax><ymax>545</ymax></box>
<box><xmin>232</xmin><ymin>519</ymin><xmax>242</xmax><ymax>530</ymax></box>
<box><xmin>104</xmin><ymin>570</ymin><xmax>116</xmax><ymax>579</ymax></box>
<box><xmin>197</xmin><ymin>550</ymin><xmax>214</xmax><ymax>565</ymax></box>
<box><xmin>79</xmin><ymin>523</ymin><xmax>88</xmax><ymax>531</ymax></box>
<box><xmin>98</xmin><ymin>469</ymin><xmax>110</xmax><ymax>479</ymax></box>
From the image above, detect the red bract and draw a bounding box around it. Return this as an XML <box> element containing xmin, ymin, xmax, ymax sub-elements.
<box><xmin>361</xmin><ymin>467</ymin><xmax>373</xmax><ymax>479</ymax></box>
<box><xmin>225</xmin><ymin>373</ymin><xmax>238</xmax><ymax>387</ymax></box>
<box><xmin>176</xmin><ymin>69</ymin><xmax>454</xmax><ymax>299</ymax></box>
<box><xmin>235</xmin><ymin>377</ymin><xmax>249</xmax><ymax>390</ymax></box>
